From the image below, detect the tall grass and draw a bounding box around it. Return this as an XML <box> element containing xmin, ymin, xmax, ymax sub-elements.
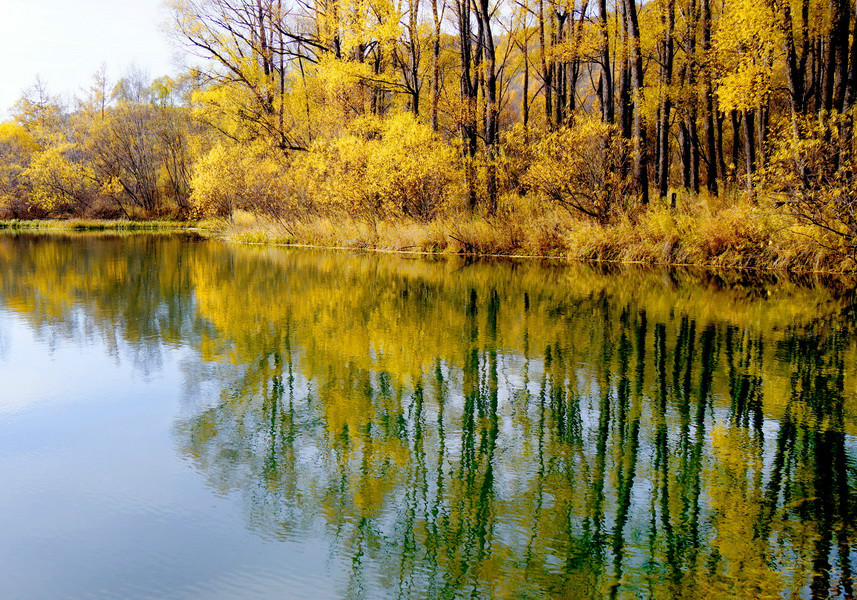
<box><xmin>214</xmin><ymin>195</ymin><xmax>855</xmax><ymax>272</ymax></box>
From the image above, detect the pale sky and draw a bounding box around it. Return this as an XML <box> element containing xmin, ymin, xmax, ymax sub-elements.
<box><xmin>0</xmin><ymin>0</ymin><xmax>183</xmax><ymax>117</ymax></box>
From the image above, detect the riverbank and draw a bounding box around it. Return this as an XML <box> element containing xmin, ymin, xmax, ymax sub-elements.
<box><xmin>0</xmin><ymin>219</ymin><xmax>193</xmax><ymax>232</ymax></box>
<box><xmin>4</xmin><ymin>196</ymin><xmax>855</xmax><ymax>273</ymax></box>
<box><xmin>213</xmin><ymin>196</ymin><xmax>856</xmax><ymax>273</ymax></box>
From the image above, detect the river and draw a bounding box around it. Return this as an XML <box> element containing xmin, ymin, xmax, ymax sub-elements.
<box><xmin>0</xmin><ymin>232</ymin><xmax>855</xmax><ymax>599</ymax></box>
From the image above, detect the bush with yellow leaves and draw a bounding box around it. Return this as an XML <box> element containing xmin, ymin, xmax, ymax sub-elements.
<box><xmin>191</xmin><ymin>113</ymin><xmax>458</xmax><ymax>224</ymax></box>
<box><xmin>523</xmin><ymin>115</ymin><xmax>631</xmax><ymax>224</ymax></box>
<box><xmin>189</xmin><ymin>141</ymin><xmax>295</xmax><ymax>219</ymax></box>
<box><xmin>364</xmin><ymin>113</ymin><xmax>460</xmax><ymax>221</ymax></box>
<box><xmin>288</xmin><ymin>112</ymin><xmax>460</xmax><ymax>222</ymax></box>
<box><xmin>759</xmin><ymin>110</ymin><xmax>857</xmax><ymax>267</ymax></box>
<box><xmin>24</xmin><ymin>143</ymin><xmax>98</xmax><ymax>215</ymax></box>
<box><xmin>0</xmin><ymin>122</ymin><xmax>38</xmax><ymax>217</ymax></box>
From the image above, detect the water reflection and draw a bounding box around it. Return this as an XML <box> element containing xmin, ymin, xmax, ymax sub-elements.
<box><xmin>1</xmin><ymin>233</ymin><xmax>856</xmax><ymax>599</ymax></box>
<box><xmin>0</xmin><ymin>233</ymin><xmax>198</xmax><ymax>377</ymax></box>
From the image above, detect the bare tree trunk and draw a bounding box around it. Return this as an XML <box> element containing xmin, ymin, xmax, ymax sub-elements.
<box><xmin>408</xmin><ymin>0</ymin><xmax>421</xmax><ymax>115</ymax></box>
<box><xmin>431</xmin><ymin>0</ymin><xmax>442</xmax><ymax>130</ymax></box>
<box><xmin>618</xmin><ymin>3</ymin><xmax>632</xmax><ymax>144</ymax></box>
<box><xmin>702</xmin><ymin>0</ymin><xmax>718</xmax><ymax>195</ymax></box>
<box><xmin>475</xmin><ymin>0</ymin><xmax>499</xmax><ymax>214</ymax></box>
<box><xmin>553</xmin><ymin>13</ymin><xmax>567</xmax><ymax>125</ymax></box>
<box><xmin>565</xmin><ymin>3</ymin><xmax>587</xmax><ymax>116</ymax></box>
<box><xmin>691</xmin><ymin>118</ymin><xmax>700</xmax><ymax>192</ymax></box>
<box><xmin>832</xmin><ymin>0</ymin><xmax>850</xmax><ymax>111</ymax></box>
<box><xmin>458</xmin><ymin>0</ymin><xmax>479</xmax><ymax>209</ymax></box>
<box><xmin>730</xmin><ymin>110</ymin><xmax>741</xmax><ymax>177</ymax></box>
<box><xmin>676</xmin><ymin>0</ymin><xmax>698</xmax><ymax>192</ymax></box>
<box><xmin>847</xmin><ymin>3</ymin><xmax>857</xmax><ymax>109</ymax></box>
<box><xmin>538</xmin><ymin>0</ymin><xmax>553</xmax><ymax>129</ymax></box>
<box><xmin>523</xmin><ymin>35</ymin><xmax>530</xmax><ymax>141</ymax></box>
<box><xmin>756</xmin><ymin>103</ymin><xmax>768</xmax><ymax>168</ymax></box>
<box><xmin>623</xmin><ymin>0</ymin><xmax>649</xmax><ymax>204</ymax></box>
<box><xmin>598</xmin><ymin>0</ymin><xmax>614</xmax><ymax>123</ymax></box>
<box><xmin>679</xmin><ymin>121</ymin><xmax>691</xmax><ymax>189</ymax></box>
<box><xmin>657</xmin><ymin>0</ymin><xmax>675</xmax><ymax>198</ymax></box>
<box><xmin>742</xmin><ymin>108</ymin><xmax>756</xmax><ymax>189</ymax></box>
<box><xmin>716</xmin><ymin>111</ymin><xmax>727</xmax><ymax>181</ymax></box>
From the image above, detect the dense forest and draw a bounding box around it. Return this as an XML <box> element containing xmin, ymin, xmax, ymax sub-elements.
<box><xmin>2</xmin><ymin>0</ymin><xmax>857</xmax><ymax>268</ymax></box>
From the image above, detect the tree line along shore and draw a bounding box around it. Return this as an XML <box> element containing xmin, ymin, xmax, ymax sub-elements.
<box><xmin>1</xmin><ymin>0</ymin><xmax>856</xmax><ymax>271</ymax></box>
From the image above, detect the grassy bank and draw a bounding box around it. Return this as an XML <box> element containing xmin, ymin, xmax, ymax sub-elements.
<box><xmin>211</xmin><ymin>195</ymin><xmax>856</xmax><ymax>273</ymax></box>
<box><xmin>5</xmin><ymin>195</ymin><xmax>855</xmax><ymax>274</ymax></box>
<box><xmin>0</xmin><ymin>219</ymin><xmax>196</xmax><ymax>232</ymax></box>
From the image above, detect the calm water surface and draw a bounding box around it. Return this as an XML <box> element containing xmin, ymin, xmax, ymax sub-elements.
<box><xmin>1</xmin><ymin>233</ymin><xmax>856</xmax><ymax>599</ymax></box>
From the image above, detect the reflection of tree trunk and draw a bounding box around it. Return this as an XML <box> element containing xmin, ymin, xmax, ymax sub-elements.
<box><xmin>831</xmin><ymin>343</ymin><xmax>854</xmax><ymax>597</ymax></box>
<box><xmin>474</xmin><ymin>289</ymin><xmax>500</xmax><ymax>560</ymax></box>
<box><xmin>592</xmin><ymin>350</ymin><xmax>610</xmax><ymax>547</ymax></box>
<box><xmin>672</xmin><ymin>316</ymin><xmax>699</xmax><ymax>567</ymax></box>
<box><xmin>609</xmin><ymin>311</ymin><xmax>643</xmax><ymax>599</ymax></box>
<box><xmin>764</xmin><ymin>322</ymin><xmax>855</xmax><ymax>599</ymax></box>
<box><xmin>591</xmin><ymin>298</ymin><xmax>613</xmax><ymax>550</ymax></box>
<box><xmin>725</xmin><ymin>327</ymin><xmax>764</xmax><ymax>430</ymax></box>
<box><xmin>427</xmin><ymin>360</ymin><xmax>447</xmax><ymax>579</ymax></box>
<box><xmin>765</xmin><ymin>403</ymin><xmax>798</xmax><ymax>532</ymax></box>
<box><xmin>685</xmin><ymin>324</ymin><xmax>715</xmax><ymax>557</ymax></box>
<box><xmin>834</xmin><ymin>422</ymin><xmax>854</xmax><ymax>598</ymax></box>
<box><xmin>462</xmin><ymin>288</ymin><xmax>479</xmax><ymax>483</ymax></box>
<box><xmin>486</xmin><ymin>289</ymin><xmax>499</xmax><ymax>418</ymax></box>
<box><xmin>811</xmin><ymin>428</ymin><xmax>836</xmax><ymax>599</ymax></box>
<box><xmin>525</xmin><ymin>350</ymin><xmax>549</xmax><ymax>571</ymax></box>
<box><xmin>654</xmin><ymin>324</ymin><xmax>677</xmax><ymax>576</ymax></box>
<box><xmin>398</xmin><ymin>378</ymin><xmax>425</xmax><ymax>588</ymax></box>
<box><xmin>810</xmin><ymin>329</ymin><xmax>849</xmax><ymax>599</ymax></box>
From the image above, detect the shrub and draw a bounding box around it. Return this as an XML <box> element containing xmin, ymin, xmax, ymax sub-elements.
<box><xmin>759</xmin><ymin>110</ymin><xmax>857</xmax><ymax>266</ymax></box>
<box><xmin>189</xmin><ymin>142</ymin><xmax>294</xmax><ymax>219</ymax></box>
<box><xmin>288</xmin><ymin>113</ymin><xmax>460</xmax><ymax>222</ymax></box>
<box><xmin>523</xmin><ymin>115</ymin><xmax>631</xmax><ymax>224</ymax></box>
<box><xmin>24</xmin><ymin>143</ymin><xmax>97</xmax><ymax>215</ymax></box>
<box><xmin>0</xmin><ymin>122</ymin><xmax>37</xmax><ymax>218</ymax></box>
